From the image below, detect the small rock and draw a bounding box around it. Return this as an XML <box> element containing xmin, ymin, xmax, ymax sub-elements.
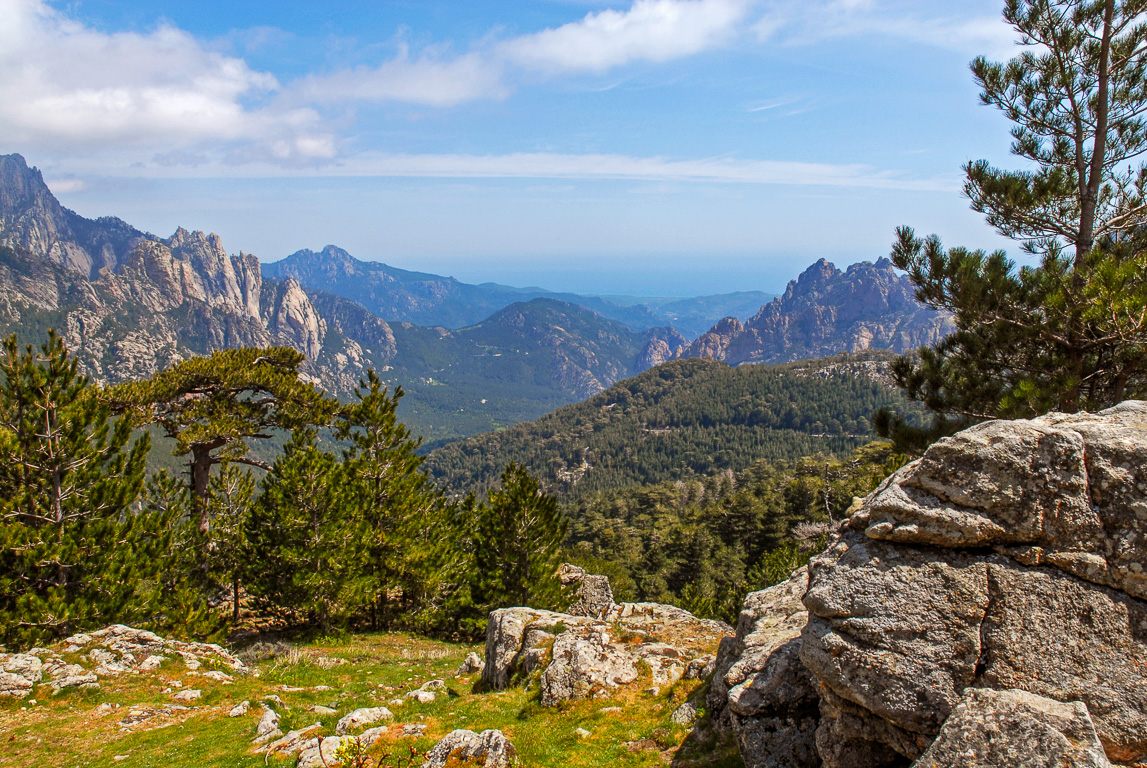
<box><xmin>684</xmin><ymin>655</ymin><xmax>716</xmax><ymax>680</ymax></box>
<box><xmin>310</xmin><ymin>705</ymin><xmax>337</xmax><ymax>715</ymax></box>
<box><xmin>138</xmin><ymin>655</ymin><xmax>165</xmax><ymax>671</ymax></box>
<box><xmin>255</xmin><ymin>723</ymin><xmax>322</xmax><ymax>756</ymax></box>
<box><xmin>254</xmin><ymin>706</ymin><xmax>281</xmax><ymax>740</ymax></box>
<box><xmin>575</xmin><ymin>727</ymin><xmax>591</xmax><ymax>738</ymax></box>
<box><xmin>228</xmin><ymin>701</ymin><xmax>249</xmax><ymax>717</ymax></box>
<box><xmin>645</xmin><ymin>686</ymin><xmax>660</xmax><ymax>697</ymax></box>
<box><xmin>670</xmin><ymin>702</ymin><xmax>697</xmax><ymax>726</ymax></box>
<box><xmin>313</xmin><ymin>685</ymin><xmax>333</xmax><ymax>692</ymax></box>
<box><xmin>405</xmin><ymin>690</ymin><xmax>437</xmax><ymax>704</ymax></box>
<box><xmin>336</xmin><ymin>706</ymin><xmax>393</xmax><ymax>735</ymax></box>
<box><xmin>390</xmin><ymin>698</ymin><xmax>405</xmax><ymax>706</ymax></box>
<box><xmin>456</xmin><ymin>652</ymin><xmax>485</xmax><ymax>676</ymax></box>
<box><xmin>171</xmin><ymin>689</ymin><xmax>201</xmax><ymax>703</ymax></box>
<box><xmin>201</xmin><ymin>670</ymin><xmax>232</xmax><ymax>683</ymax></box>
<box><xmin>422</xmin><ymin>729</ymin><xmax>516</xmax><ymax>768</ymax></box>
<box><xmin>297</xmin><ymin>736</ymin><xmax>342</xmax><ymax>768</ymax></box>
<box><xmin>403</xmin><ymin>723</ymin><xmax>427</xmax><ymax>737</ymax></box>
<box><xmin>113</xmin><ymin>755</ymin><xmax>130</xmax><ymax>762</ymax></box>
<box><xmin>600</xmin><ymin>706</ymin><xmax>622</xmax><ymax>713</ymax></box>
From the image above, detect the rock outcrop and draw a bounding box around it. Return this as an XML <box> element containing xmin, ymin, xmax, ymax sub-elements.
<box><xmin>0</xmin><ymin>624</ymin><xmax>247</xmax><ymax>699</ymax></box>
<box><xmin>710</xmin><ymin>402</ymin><xmax>1147</xmax><ymax>768</ymax></box>
<box><xmin>708</xmin><ymin>568</ymin><xmax>820</xmax><ymax>768</ymax></box>
<box><xmin>482</xmin><ymin>591</ymin><xmax>730</xmax><ymax>707</ymax></box>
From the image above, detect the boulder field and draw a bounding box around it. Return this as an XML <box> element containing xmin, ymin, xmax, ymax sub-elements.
<box><xmin>702</xmin><ymin>401</ymin><xmax>1147</xmax><ymax>767</ymax></box>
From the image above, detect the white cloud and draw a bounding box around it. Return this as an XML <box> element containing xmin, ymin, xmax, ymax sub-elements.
<box><xmin>502</xmin><ymin>0</ymin><xmax>751</xmax><ymax>73</ymax></box>
<box><xmin>43</xmin><ymin>177</ymin><xmax>87</xmax><ymax>193</ymax></box>
<box><xmin>290</xmin><ymin>49</ymin><xmax>507</xmax><ymax>108</ymax></box>
<box><xmin>752</xmin><ymin>1</ymin><xmax>1016</xmax><ymax>59</ymax></box>
<box><xmin>68</xmin><ymin>149</ymin><xmax>951</xmax><ymax>192</ymax></box>
<box><xmin>0</xmin><ymin>0</ymin><xmax>333</xmax><ymax>159</ymax></box>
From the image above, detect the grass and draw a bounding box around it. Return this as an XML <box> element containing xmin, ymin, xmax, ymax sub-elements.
<box><xmin>0</xmin><ymin>632</ymin><xmax>743</xmax><ymax>768</ymax></box>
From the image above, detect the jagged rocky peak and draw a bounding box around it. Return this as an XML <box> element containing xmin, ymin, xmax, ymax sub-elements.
<box><xmin>635</xmin><ymin>326</ymin><xmax>689</xmax><ymax>371</ymax></box>
<box><xmin>277</xmin><ymin>245</ymin><xmax>360</xmax><ymax>274</ymax></box>
<box><xmin>162</xmin><ymin>227</ymin><xmax>259</xmax><ymax>317</ymax></box>
<box><xmin>785</xmin><ymin>257</ymin><xmax>840</xmax><ymax>299</ymax></box>
<box><xmin>0</xmin><ymin>153</ymin><xmax>97</xmax><ymax>277</ymax></box>
<box><xmin>0</xmin><ymin>153</ymin><xmax>143</xmax><ymax>279</ymax></box>
<box><xmin>679</xmin><ymin>256</ymin><xmax>952</xmax><ymax>366</ymax></box>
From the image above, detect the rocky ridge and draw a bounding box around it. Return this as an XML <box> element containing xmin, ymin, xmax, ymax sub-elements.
<box><xmin>679</xmin><ymin>258</ymin><xmax>953</xmax><ymax>366</ymax></box>
<box><xmin>709</xmin><ymin>401</ymin><xmax>1147</xmax><ymax>767</ymax></box>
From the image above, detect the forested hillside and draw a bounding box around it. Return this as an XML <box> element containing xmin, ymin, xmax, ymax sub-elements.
<box><xmin>563</xmin><ymin>441</ymin><xmax>902</xmax><ymax>623</ymax></box>
<box><xmin>425</xmin><ymin>352</ymin><xmax>922</xmax><ymax>498</ymax></box>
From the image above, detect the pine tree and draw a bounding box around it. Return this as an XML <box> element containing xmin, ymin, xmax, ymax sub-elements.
<box><xmin>204</xmin><ymin>464</ymin><xmax>256</xmax><ymax>625</ymax></box>
<box><xmin>879</xmin><ymin>0</ymin><xmax>1147</xmax><ymax>450</ymax></box>
<box><xmin>0</xmin><ymin>332</ymin><xmax>152</xmax><ymax>647</ymax></box>
<box><xmin>471</xmin><ymin>464</ymin><xmax>568</xmax><ymax>611</ymax></box>
<box><xmin>247</xmin><ymin>429</ymin><xmax>349</xmax><ymax>631</ymax></box>
<box><xmin>138</xmin><ymin>470</ymin><xmax>227</xmax><ymax>641</ymax></box>
<box><xmin>110</xmin><ymin>347</ymin><xmax>337</xmax><ymax>532</ymax></box>
<box><xmin>335</xmin><ymin>371</ymin><xmax>454</xmax><ymax>630</ymax></box>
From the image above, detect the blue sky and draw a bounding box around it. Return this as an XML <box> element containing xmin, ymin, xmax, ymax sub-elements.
<box><xmin>0</xmin><ymin>0</ymin><xmax>1025</xmax><ymax>295</ymax></box>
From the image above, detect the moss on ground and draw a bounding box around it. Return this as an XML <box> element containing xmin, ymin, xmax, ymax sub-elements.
<box><xmin>0</xmin><ymin>633</ymin><xmax>742</xmax><ymax>768</ymax></box>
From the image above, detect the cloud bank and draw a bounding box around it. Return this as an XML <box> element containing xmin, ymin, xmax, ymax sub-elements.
<box><xmin>0</xmin><ymin>0</ymin><xmax>1012</xmax><ymax>179</ymax></box>
<box><xmin>0</xmin><ymin>0</ymin><xmax>338</xmax><ymax>160</ymax></box>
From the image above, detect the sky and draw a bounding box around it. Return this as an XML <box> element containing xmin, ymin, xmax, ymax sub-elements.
<box><xmin>0</xmin><ymin>0</ymin><xmax>1027</xmax><ymax>296</ymax></box>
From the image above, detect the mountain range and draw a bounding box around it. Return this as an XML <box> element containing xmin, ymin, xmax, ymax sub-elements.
<box><xmin>0</xmin><ymin>152</ymin><xmax>951</xmax><ymax>444</ymax></box>
<box><xmin>264</xmin><ymin>246</ymin><xmax>746</xmax><ymax>337</ymax></box>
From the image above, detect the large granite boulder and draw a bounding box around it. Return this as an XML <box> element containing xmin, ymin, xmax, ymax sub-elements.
<box><xmin>482</xmin><ymin>601</ymin><xmax>730</xmax><ymax>706</ymax></box>
<box><xmin>708</xmin><ymin>402</ymin><xmax>1147</xmax><ymax>768</ymax></box>
<box><xmin>800</xmin><ymin>402</ymin><xmax>1147</xmax><ymax>767</ymax></box>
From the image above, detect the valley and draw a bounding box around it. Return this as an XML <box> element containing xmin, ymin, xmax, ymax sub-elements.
<box><xmin>0</xmin><ymin>152</ymin><xmax>948</xmax><ymax>446</ymax></box>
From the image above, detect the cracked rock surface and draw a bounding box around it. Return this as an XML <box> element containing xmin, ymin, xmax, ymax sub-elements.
<box><xmin>710</xmin><ymin>402</ymin><xmax>1147</xmax><ymax>768</ymax></box>
<box><xmin>801</xmin><ymin>401</ymin><xmax>1147</xmax><ymax>767</ymax></box>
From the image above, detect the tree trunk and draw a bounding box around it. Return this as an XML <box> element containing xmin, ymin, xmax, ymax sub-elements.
<box><xmin>1076</xmin><ymin>0</ymin><xmax>1115</xmax><ymax>267</ymax></box>
<box><xmin>190</xmin><ymin>446</ymin><xmax>214</xmax><ymax>533</ymax></box>
<box><xmin>232</xmin><ymin>575</ymin><xmax>240</xmax><ymax>625</ymax></box>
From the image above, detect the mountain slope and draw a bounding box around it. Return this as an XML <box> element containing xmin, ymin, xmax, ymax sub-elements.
<box><xmin>380</xmin><ymin>298</ymin><xmax>675</xmax><ymax>446</ymax></box>
<box><xmin>680</xmin><ymin>258</ymin><xmax>953</xmax><ymax>365</ymax></box>
<box><xmin>424</xmin><ymin>352</ymin><xmax>922</xmax><ymax>498</ymax></box>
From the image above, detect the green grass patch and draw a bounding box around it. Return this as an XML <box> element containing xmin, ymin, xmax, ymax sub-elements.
<box><xmin>0</xmin><ymin>632</ymin><xmax>741</xmax><ymax>768</ymax></box>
